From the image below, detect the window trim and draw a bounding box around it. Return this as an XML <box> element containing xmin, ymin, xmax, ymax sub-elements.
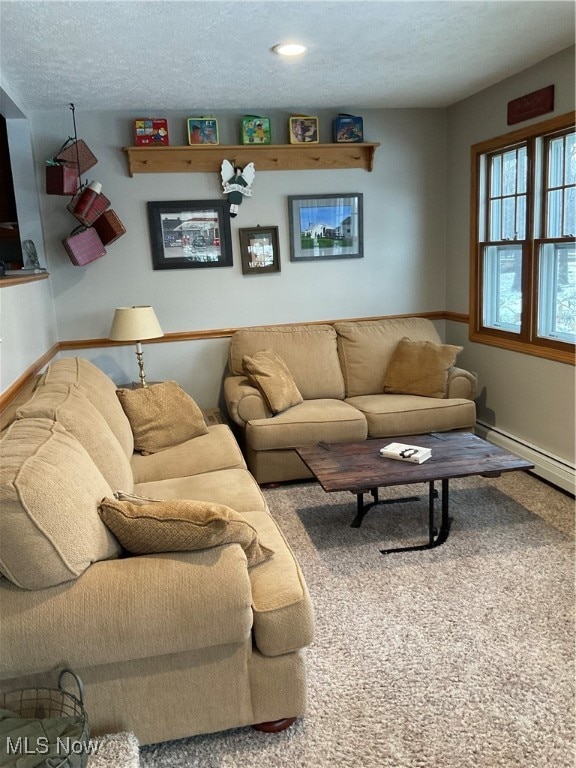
<box><xmin>469</xmin><ymin>111</ymin><xmax>576</xmax><ymax>366</ymax></box>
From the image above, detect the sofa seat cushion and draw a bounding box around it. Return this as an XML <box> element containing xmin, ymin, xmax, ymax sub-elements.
<box><xmin>0</xmin><ymin>548</ymin><xmax>253</xmax><ymax>677</ymax></box>
<box><xmin>16</xmin><ymin>384</ymin><xmax>133</xmax><ymax>492</ymax></box>
<box><xmin>0</xmin><ymin>418</ymin><xmax>121</xmax><ymax>590</ymax></box>
<box><xmin>42</xmin><ymin>358</ymin><xmax>134</xmax><ymax>457</ymax></box>
<box><xmin>246</xmin><ymin>399</ymin><xmax>368</xmax><ymax>452</ymax></box>
<box><xmin>229</xmin><ymin>325</ymin><xmax>346</xmax><ymax>400</ymax></box>
<box><xmin>134</xmin><ymin>467</ymin><xmax>268</xmax><ymax>515</ymax></box>
<box><xmin>240</xmin><ymin>508</ymin><xmax>315</xmax><ymax>657</ymax></box>
<box><xmin>131</xmin><ymin>425</ymin><xmax>246</xmax><ymax>485</ymax></box>
<box><xmin>335</xmin><ymin>318</ymin><xmax>443</xmax><ymax>397</ymax></box>
<box><xmin>345</xmin><ymin>394</ymin><xmax>476</xmax><ymax>437</ymax></box>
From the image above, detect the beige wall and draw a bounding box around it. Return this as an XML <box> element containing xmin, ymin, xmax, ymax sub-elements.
<box><xmin>446</xmin><ymin>47</ymin><xmax>575</xmax><ymax>473</ymax></box>
<box><xmin>32</xmin><ymin>107</ymin><xmax>448</xmax><ymax>341</ymax></box>
<box><xmin>18</xmin><ymin>106</ymin><xmax>448</xmax><ymax>406</ymax></box>
<box><xmin>0</xmin><ymin>83</ymin><xmax>58</xmax><ymax>391</ymax></box>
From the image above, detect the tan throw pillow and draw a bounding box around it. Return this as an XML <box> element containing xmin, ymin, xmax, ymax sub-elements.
<box><xmin>98</xmin><ymin>497</ymin><xmax>274</xmax><ymax>568</ymax></box>
<box><xmin>242</xmin><ymin>350</ymin><xmax>303</xmax><ymax>414</ymax></box>
<box><xmin>383</xmin><ymin>338</ymin><xmax>463</xmax><ymax>398</ymax></box>
<box><xmin>116</xmin><ymin>380</ymin><xmax>208</xmax><ymax>454</ymax></box>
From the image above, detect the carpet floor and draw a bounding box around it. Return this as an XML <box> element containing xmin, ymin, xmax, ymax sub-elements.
<box><xmin>88</xmin><ymin>732</ymin><xmax>140</xmax><ymax>767</ymax></box>
<box><xmin>141</xmin><ymin>472</ymin><xmax>574</xmax><ymax>767</ymax></box>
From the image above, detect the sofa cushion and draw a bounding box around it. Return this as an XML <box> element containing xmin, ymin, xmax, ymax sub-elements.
<box><xmin>98</xmin><ymin>498</ymin><xmax>274</xmax><ymax>567</ymax></box>
<box><xmin>240</xmin><ymin>508</ymin><xmax>315</xmax><ymax>657</ymax></box>
<box><xmin>229</xmin><ymin>325</ymin><xmax>345</xmax><ymax>400</ymax></box>
<box><xmin>131</xmin><ymin>424</ymin><xmax>246</xmax><ymax>484</ymax></box>
<box><xmin>134</xmin><ymin>468</ymin><xmax>268</xmax><ymax>515</ymax></box>
<box><xmin>117</xmin><ymin>381</ymin><xmax>208</xmax><ymax>454</ymax></box>
<box><xmin>0</xmin><ymin>418</ymin><xmax>121</xmax><ymax>590</ymax></box>
<box><xmin>335</xmin><ymin>318</ymin><xmax>443</xmax><ymax>397</ymax></box>
<box><xmin>246</xmin><ymin>399</ymin><xmax>367</xmax><ymax>452</ymax></box>
<box><xmin>383</xmin><ymin>338</ymin><xmax>463</xmax><ymax>398</ymax></box>
<box><xmin>345</xmin><ymin>394</ymin><xmax>476</xmax><ymax>437</ymax></box>
<box><xmin>16</xmin><ymin>384</ymin><xmax>133</xmax><ymax>492</ymax></box>
<box><xmin>243</xmin><ymin>350</ymin><xmax>303</xmax><ymax>414</ymax></box>
<box><xmin>42</xmin><ymin>357</ymin><xmax>134</xmax><ymax>457</ymax></box>
<box><xmin>0</xmin><ymin>548</ymin><xmax>254</xmax><ymax>677</ymax></box>
<box><xmin>113</xmin><ymin>481</ymin><xmax>314</xmax><ymax>658</ymax></box>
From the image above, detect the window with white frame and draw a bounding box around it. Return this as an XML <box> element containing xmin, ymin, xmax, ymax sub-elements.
<box><xmin>470</xmin><ymin>113</ymin><xmax>575</xmax><ymax>364</ymax></box>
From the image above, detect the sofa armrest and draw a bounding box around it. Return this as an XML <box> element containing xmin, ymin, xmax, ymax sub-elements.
<box><xmin>224</xmin><ymin>375</ymin><xmax>271</xmax><ymax>427</ymax></box>
<box><xmin>446</xmin><ymin>367</ymin><xmax>477</xmax><ymax>400</ymax></box>
<box><xmin>0</xmin><ymin>547</ymin><xmax>253</xmax><ymax>680</ymax></box>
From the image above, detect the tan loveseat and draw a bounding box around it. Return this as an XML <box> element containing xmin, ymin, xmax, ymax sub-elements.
<box><xmin>224</xmin><ymin>317</ymin><xmax>477</xmax><ymax>483</ymax></box>
<box><xmin>0</xmin><ymin>358</ymin><xmax>314</xmax><ymax>746</ymax></box>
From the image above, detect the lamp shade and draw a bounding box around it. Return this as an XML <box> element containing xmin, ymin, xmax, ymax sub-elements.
<box><xmin>108</xmin><ymin>306</ymin><xmax>164</xmax><ymax>342</ymax></box>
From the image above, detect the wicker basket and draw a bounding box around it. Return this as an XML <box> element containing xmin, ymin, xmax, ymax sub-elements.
<box><xmin>62</xmin><ymin>227</ymin><xmax>106</xmax><ymax>266</ymax></box>
<box><xmin>92</xmin><ymin>209</ymin><xmax>126</xmax><ymax>245</ymax></box>
<box><xmin>0</xmin><ymin>669</ymin><xmax>89</xmax><ymax>768</ymax></box>
<box><xmin>67</xmin><ymin>192</ymin><xmax>111</xmax><ymax>227</ymax></box>
<box><xmin>55</xmin><ymin>140</ymin><xmax>97</xmax><ymax>176</ymax></box>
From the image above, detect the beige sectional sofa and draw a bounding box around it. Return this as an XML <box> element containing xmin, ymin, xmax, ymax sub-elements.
<box><xmin>224</xmin><ymin>317</ymin><xmax>477</xmax><ymax>483</ymax></box>
<box><xmin>0</xmin><ymin>358</ymin><xmax>314</xmax><ymax>745</ymax></box>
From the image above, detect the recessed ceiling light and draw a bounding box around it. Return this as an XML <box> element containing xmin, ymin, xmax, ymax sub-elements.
<box><xmin>272</xmin><ymin>43</ymin><xmax>307</xmax><ymax>57</ymax></box>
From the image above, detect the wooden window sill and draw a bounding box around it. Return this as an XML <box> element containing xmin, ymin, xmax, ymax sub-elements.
<box><xmin>469</xmin><ymin>329</ymin><xmax>575</xmax><ymax>365</ymax></box>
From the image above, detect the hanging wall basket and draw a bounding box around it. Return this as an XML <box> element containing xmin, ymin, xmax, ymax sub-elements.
<box><xmin>67</xmin><ymin>191</ymin><xmax>111</xmax><ymax>226</ymax></box>
<box><xmin>92</xmin><ymin>209</ymin><xmax>126</xmax><ymax>245</ymax></box>
<box><xmin>45</xmin><ymin>163</ymin><xmax>79</xmax><ymax>196</ymax></box>
<box><xmin>55</xmin><ymin>139</ymin><xmax>97</xmax><ymax>176</ymax></box>
<box><xmin>62</xmin><ymin>227</ymin><xmax>106</xmax><ymax>266</ymax></box>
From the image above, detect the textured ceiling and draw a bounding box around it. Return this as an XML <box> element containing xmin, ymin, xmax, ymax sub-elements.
<box><xmin>0</xmin><ymin>0</ymin><xmax>574</xmax><ymax>113</ymax></box>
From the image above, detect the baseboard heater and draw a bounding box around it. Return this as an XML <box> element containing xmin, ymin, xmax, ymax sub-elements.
<box><xmin>475</xmin><ymin>420</ymin><xmax>575</xmax><ymax>496</ymax></box>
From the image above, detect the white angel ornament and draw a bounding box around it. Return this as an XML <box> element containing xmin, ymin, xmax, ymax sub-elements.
<box><xmin>221</xmin><ymin>160</ymin><xmax>255</xmax><ymax>217</ymax></box>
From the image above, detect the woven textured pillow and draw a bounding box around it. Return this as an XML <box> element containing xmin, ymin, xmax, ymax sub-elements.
<box><xmin>98</xmin><ymin>497</ymin><xmax>274</xmax><ymax>567</ymax></box>
<box><xmin>383</xmin><ymin>338</ymin><xmax>463</xmax><ymax>398</ymax></box>
<box><xmin>242</xmin><ymin>349</ymin><xmax>303</xmax><ymax>414</ymax></box>
<box><xmin>116</xmin><ymin>381</ymin><xmax>208</xmax><ymax>454</ymax></box>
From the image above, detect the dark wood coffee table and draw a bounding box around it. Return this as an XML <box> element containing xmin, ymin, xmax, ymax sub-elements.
<box><xmin>295</xmin><ymin>432</ymin><xmax>534</xmax><ymax>554</ymax></box>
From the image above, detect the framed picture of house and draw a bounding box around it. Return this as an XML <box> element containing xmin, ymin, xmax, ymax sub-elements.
<box><xmin>147</xmin><ymin>200</ymin><xmax>232</xmax><ymax>270</ymax></box>
<box><xmin>239</xmin><ymin>226</ymin><xmax>280</xmax><ymax>274</ymax></box>
<box><xmin>288</xmin><ymin>193</ymin><xmax>363</xmax><ymax>261</ymax></box>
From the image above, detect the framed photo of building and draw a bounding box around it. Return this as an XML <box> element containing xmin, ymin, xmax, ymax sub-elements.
<box><xmin>147</xmin><ymin>200</ymin><xmax>232</xmax><ymax>269</ymax></box>
<box><xmin>288</xmin><ymin>193</ymin><xmax>363</xmax><ymax>261</ymax></box>
<box><xmin>239</xmin><ymin>226</ymin><xmax>280</xmax><ymax>274</ymax></box>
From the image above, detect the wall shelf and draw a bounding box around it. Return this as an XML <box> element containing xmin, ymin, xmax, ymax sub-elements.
<box><xmin>0</xmin><ymin>272</ymin><xmax>49</xmax><ymax>288</ymax></box>
<box><xmin>122</xmin><ymin>143</ymin><xmax>380</xmax><ymax>176</ymax></box>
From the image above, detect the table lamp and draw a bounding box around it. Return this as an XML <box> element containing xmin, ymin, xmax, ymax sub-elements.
<box><xmin>108</xmin><ymin>306</ymin><xmax>164</xmax><ymax>387</ymax></box>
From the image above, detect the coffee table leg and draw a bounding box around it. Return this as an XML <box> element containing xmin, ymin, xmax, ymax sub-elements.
<box><xmin>351</xmin><ymin>494</ymin><xmax>368</xmax><ymax>528</ymax></box>
<box><xmin>380</xmin><ymin>478</ymin><xmax>452</xmax><ymax>555</ymax></box>
<box><xmin>434</xmin><ymin>478</ymin><xmax>452</xmax><ymax>547</ymax></box>
<box><xmin>429</xmin><ymin>481</ymin><xmax>437</xmax><ymax>544</ymax></box>
<box><xmin>351</xmin><ymin>487</ymin><xmax>420</xmax><ymax>528</ymax></box>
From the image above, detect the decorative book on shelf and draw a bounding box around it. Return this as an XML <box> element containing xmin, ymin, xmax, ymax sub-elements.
<box><xmin>379</xmin><ymin>443</ymin><xmax>432</xmax><ymax>464</ymax></box>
